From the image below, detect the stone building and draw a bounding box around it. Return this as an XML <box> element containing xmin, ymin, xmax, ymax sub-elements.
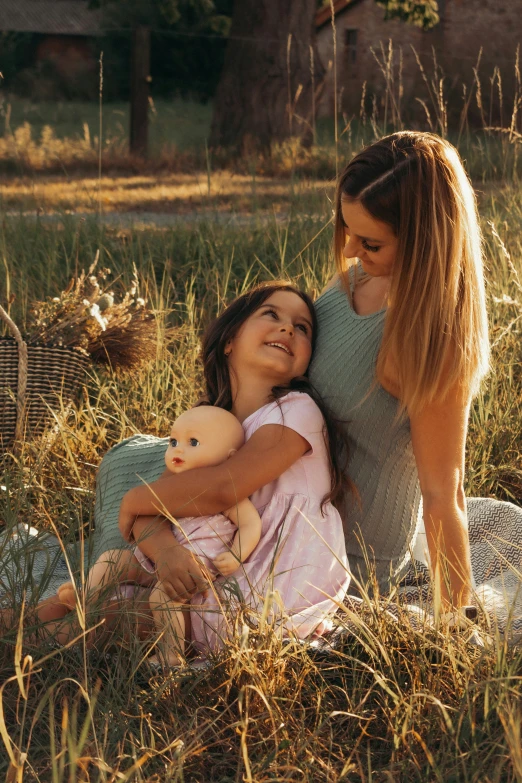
<box><xmin>315</xmin><ymin>0</ymin><xmax>522</xmax><ymax>125</ymax></box>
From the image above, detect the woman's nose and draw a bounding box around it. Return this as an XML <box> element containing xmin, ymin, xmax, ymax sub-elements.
<box><xmin>343</xmin><ymin>235</ymin><xmax>359</xmax><ymax>258</ymax></box>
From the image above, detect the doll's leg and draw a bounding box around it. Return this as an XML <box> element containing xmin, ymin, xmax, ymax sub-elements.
<box><xmin>58</xmin><ymin>548</ymin><xmax>154</xmax><ymax>610</ymax></box>
<box><xmin>45</xmin><ymin>549</ymin><xmax>155</xmax><ymax>647</ymax></box>
<box><xmin>149</xmin><ymin>583</ymin><xmax>188</xmax><ymax>667</ymax></box>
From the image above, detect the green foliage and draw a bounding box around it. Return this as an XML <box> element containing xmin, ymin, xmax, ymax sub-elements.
<box><xmin>89</xmin><ymin>0</ymin><xmax>230</xmax><ymax>29</ymax></box>
<box><xmin>375</xmin><ymin>0</ymin><xmax>440</xmax><ymax>29</ymax></box>
<box><xmin>0</xmin><ymin>32</ymin><xmax>39</xmax><ymax>85</ymax></box>
<box><xmin>0</xmin><ymin>0</ymin><xmax>232</xmax><ymax>101</ymax></box>
<box><xmin>89</xmin><ymin>0</ymin><xmax>232</xmax><ymax>101</ymax></box>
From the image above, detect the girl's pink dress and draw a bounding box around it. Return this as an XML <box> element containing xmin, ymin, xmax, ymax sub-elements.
<box><xmin>189</xmin><ymin>391</ymin><xmax>351</xmax><ymax>653</ymax></box>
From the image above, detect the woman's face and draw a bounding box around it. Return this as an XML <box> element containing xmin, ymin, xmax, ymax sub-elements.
<box><xmin>340</xmin><ymin>197</ymin><xmax>398</xmax><ymax>278</ymax></box>
<box><xmin>226</xmin><ymin>291</ymin><xmax>314</xmax><ymax>386</ymax></box>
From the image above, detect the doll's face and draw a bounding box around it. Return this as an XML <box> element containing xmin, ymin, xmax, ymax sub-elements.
<box><xmin>165</xmin><ymin>406</ymin><xmax>245</xmax><ymax>474</ymax></box>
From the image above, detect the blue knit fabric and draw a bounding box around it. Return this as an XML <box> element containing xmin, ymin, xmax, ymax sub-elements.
<box><xmin>92</xmin><ymin>434</ymin><xmax>168</xmax><ymax>561</ymax></box>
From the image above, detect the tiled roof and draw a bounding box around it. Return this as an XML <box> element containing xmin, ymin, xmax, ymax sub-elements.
<box><xmin>0</xmin><ymin>0</ymin><xmax>101</xmax><ymax>35</ymax></box>
<box><xmin>315</xmin><ymin>0</ymin><xmax>364</xmax><ymax>29</ymax></box>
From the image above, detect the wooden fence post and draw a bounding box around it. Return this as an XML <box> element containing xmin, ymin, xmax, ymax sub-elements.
<box><xmin>130</xmin><ymin>26</ymin><xmax>151</xmax><ymax>156</ymax></box>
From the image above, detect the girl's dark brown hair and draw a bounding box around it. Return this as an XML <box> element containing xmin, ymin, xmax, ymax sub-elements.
<box><xmin>200</xmin><ymin>281</ymin><xmax>352</xmax><ymax>510</ymax></box>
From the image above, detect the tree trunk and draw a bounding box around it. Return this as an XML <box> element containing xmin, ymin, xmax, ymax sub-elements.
<box><xmin>209</xmin><ymin>0</ymin><xmax>324</xmax><ymax>154</ymax></box>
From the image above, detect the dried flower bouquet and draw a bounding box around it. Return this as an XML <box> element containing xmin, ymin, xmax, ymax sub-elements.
<box><xmin>26</xmin><ymin>252</ymin><xmax>158</xmax><ymax>372</ymax></box>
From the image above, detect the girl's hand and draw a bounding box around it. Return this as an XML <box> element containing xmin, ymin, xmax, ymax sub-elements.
<box><xmin>213</xmin><ymin>551</ymin><xmax>241</xmax><ymax>577</ymax></box>
<box><xmin>155</xmin><ymin>546</ymin><xmax>213</xmax><ymax>602</ymax></box>
<box><xmin>132</xmin><ymin>516</ymin><xmax>211</xmax><ymax>602</ymax></box>
<box><xmin>119</xmin><ymin>504</ymin><xmax>137</xmax><ymax>542</ymax></box>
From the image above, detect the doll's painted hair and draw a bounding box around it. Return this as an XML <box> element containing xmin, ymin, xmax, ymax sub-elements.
<box><xmin>200</xmin><ymin>281</ymin><xmax>352</xmax><ymax>509</ymax></box>
<box><xmin>335</xmin><ymin>131</ymin><xmax>490</xmax><ymax>413</ymax></box>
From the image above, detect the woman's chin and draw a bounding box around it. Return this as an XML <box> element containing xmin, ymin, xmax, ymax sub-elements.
<box><xmin>360</xmin><ymin>256</ymin><xmax>376</xmax><ymax>274</ymax></box>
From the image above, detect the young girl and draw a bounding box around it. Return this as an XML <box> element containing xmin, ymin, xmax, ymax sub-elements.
<box><xmin>40</xmin><ymin>282</ymin><xmax>351</xmax><ymax>657</ymax></box>
<box><xmin>57</xmin><ymin>406</ymin><xmax>264</xmax><ymax>665</ymax></box>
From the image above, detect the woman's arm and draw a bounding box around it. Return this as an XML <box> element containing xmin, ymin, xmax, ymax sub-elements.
<box><xmin>408</xmin><ymin>390</ymin><xmax>473</xmax><ymax>609</ymax></box>
<box><xmin>119</xmin><ymin>424</ymin><xmax>310</xmax><ymax>541</ymax></box>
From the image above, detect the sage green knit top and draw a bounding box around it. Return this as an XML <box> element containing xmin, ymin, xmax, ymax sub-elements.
<box><xmin>308</xmin><ymin>275</ymin><xmax>422</xmax><ymax>591</ymax></box>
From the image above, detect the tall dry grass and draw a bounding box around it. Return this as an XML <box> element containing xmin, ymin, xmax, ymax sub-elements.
<box><xmin>0</xmin><ymin>37</ymin><xmax>521</xmax><ymax>780</ymax></box>
<box><xmin>1</xmin><ymin>43</ymin><xmax>522</xmax><ymax>182</ymax></box>
<box><xmin>0</xmin><ymin>179</ymin><xmax>521</xmax><ymax>778</ymax></box>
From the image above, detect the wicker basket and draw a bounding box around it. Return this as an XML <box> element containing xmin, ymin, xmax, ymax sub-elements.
<box><xmin>0</xmin><ymin>305</ymin><xmax>90</xmax><ymax>451</ymax></box>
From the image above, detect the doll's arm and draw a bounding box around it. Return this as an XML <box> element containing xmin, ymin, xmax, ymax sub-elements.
<box><xmin>213</xmin><ymin>499</ymin><xmax>262</xmax><ymax>577</ymax></box>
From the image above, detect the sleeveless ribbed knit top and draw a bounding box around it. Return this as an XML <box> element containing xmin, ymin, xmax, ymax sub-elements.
<box><xmin>308</xmin><ymin>274</ymin><xmax>422</xmax><ymax>591</ymax></box>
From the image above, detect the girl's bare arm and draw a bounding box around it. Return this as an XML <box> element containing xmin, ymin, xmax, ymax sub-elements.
<box><xmin>119</xmin><ymin>424</ymin><xmax>310</xmax><ymax>541</ymax></box>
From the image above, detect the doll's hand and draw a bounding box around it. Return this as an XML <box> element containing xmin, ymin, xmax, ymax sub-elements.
<box><xmin>213</xmin><ymin>551</ymin><xmax>241</xmax><ymax>577</ymax></box>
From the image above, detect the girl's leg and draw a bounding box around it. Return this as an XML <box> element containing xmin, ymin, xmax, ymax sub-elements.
<box><xmin>149</xmin><ymin>583</ymin><xmax>188</xmax><ymax>666</ymax></box>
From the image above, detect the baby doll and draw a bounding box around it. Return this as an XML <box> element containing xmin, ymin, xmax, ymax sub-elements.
<box><xmin>58</xmin><ymin>405</ymin><xmax>262</xmax><ymax>666</ymax></box>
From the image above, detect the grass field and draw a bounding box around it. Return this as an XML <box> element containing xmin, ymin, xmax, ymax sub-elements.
<box><xmin>0</xmin><ymin>69</ymin><xmax>522</xmax><ymax>779</ymax></box>
<box><xmin>0</xmin><ymin>164</ymin><xmax>521</xmax><ymax>779</ymax></box>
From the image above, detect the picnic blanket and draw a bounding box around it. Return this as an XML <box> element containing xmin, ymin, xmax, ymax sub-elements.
<box><xmin>1</xmin><ymin>435</ymin><xmax>521</xmax><ymax>641</ymax></box>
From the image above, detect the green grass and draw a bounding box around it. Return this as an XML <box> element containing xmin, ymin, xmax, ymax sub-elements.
<box><xmin>2</xmin><ymin>93</ymin><xmax>522</xmax><ymax>184</ymax></box>
<box><xmin>1</xmin><ymin>37</ymin><xmax>522</xmax><ymax>779</ymax></box>
<box><xmin>0</xmin><ymin>170</ymin><xmax>521</xmax><ymax>779</ymax></box>
<box><xmin>1</xmin><ymin>97</ymin><xmax>213</xmax><ymax>154</ymax></box>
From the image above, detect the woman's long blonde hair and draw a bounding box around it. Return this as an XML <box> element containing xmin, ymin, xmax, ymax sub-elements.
<box><xmin>335</xmin><ymin>131</ymin><xmax>490</xmax><ymax>414</ymax></box>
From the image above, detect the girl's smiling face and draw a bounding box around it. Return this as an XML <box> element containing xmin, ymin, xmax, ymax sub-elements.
<box><xmin>226</xmin><ymin>290</ymin><xmax>314</xmax><ymax>385</ymax></box>
<box><xmin>341</xmin><ymin>197</ymin><xmax>398</xmax><ymax>278</ymax></box>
